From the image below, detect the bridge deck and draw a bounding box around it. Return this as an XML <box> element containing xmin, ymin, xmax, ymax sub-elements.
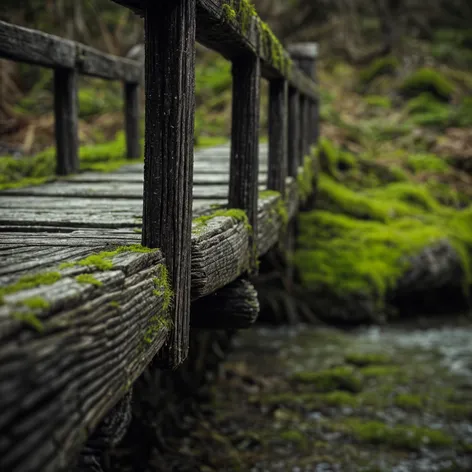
<box><xmin>0</xmin><ymin>143</ymin><xmax>307</xmax><ymax>472</ymax></box>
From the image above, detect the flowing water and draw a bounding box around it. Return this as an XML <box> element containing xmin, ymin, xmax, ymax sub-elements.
<box><xmin>157</xmin><ymin>317</ymin><xmax>472</xmax><ymax>471</ymax></box>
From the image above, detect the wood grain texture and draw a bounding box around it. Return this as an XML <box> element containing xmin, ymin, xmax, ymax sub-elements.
<box><xmin>0</xmin><ymin>21</ymin><xmax>141</xmax><ymax>83</ymax></box>
<box><xmin>0</xmin><ymin>20</ymin><xmax>75</xmax><ymax>68</ymax></box>
<box><xmin>191</xmin><ymin>278</ymin><xmax>259</xmax><ymax>329</ymax></box>
<box><xmin>76</xmin><ymin>44</ymin><xmax>141</xmax><ymax>83</ymax></box>
<box><xmin>124</xmin><ymin>82</ymin><xmax>140</xmax><ymax>159</ymax></box>
<box><xmin>229</xmin><ymin>54</ymin><xmax>260</xmax><ymax>269</ymax></box>
<box><xmin>288</xmin><ymin>87</ymin><xmax>300</xmax><ymax>176</ymax></box>
<box><xmin>142</xmin><ymin>0</ymin><xmax>196</xmax><ymax>367</ymax></box>
<box><xmin>267</xmin><ymin>79</ymin><xmax>287</xmax><ymax>195</ymax></box>
<box><xmin>54</xmin><ymin>68</ymin><xmax>79</xmax><ymax>175</ymax></box>
<box><xmin>0</xmin><ymin>247</ymin><xmax>170</xmax><ymax>472</ymax></box>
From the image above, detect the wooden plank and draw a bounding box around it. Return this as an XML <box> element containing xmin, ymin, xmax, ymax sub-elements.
<box><xmin>142</xmin><ymin>0</ymin><xmax>196</xmax><ymax>367</ymax></box>
<box><xmin>0</xmin><ymin>248</ymin><xmax>170</xmax><ymax>472</ymax></box>
<box><xmin>229</xmin><ymin>54</ymin><xmax>261</xmax><ymax>269</ymax></box>
<box><xmin>124</xmin><ymin>82</ymin><xmax>141</xmax><ymax>159</ymax></box>
<box><xmin>288</xmin><ymin>87</ymin><xmax>300</xmax><ymax>176</ymax></box>
<box><xmin>0</xmin><ymin>20</ymin><xmax>75</xmax><ymax>68</ymax></box>
<box><xmin>191</xmin><ymin>278</ymin><xmax>259</xmax><ymax>329</ymax></box>
<box><xmin>65</xmin><ymin>172</ymin><xmax>267</xmax><ymax>185</ymax></box>
<box><xmin>54</xmin><ymin>68</ymin><xmax>79</xmax><ymax>175</ymax></box>
<box><xmin>76</xmin><ymin>44</ymin><xmax>141</xmax><ymax>83</ymax></box>
<box><xmin>3</xmin><ymin>182</ymin><xmax>237</xmax><ymax>199</ymax></box>
<box><xmin>267</xmin><ymin>79</ymin><xmax>287</xmax><ymax>194</ymax></box>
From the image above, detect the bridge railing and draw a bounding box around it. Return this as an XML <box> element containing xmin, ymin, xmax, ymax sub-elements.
<box><xmin>111</xmin><ymin>0</ymin><xmax>319</xmax><ymax>367</ymax></box>
<box><xmin>0</xmin><ymin>20</ymin><xmax>142</xmax><ymax>174</ymax></box>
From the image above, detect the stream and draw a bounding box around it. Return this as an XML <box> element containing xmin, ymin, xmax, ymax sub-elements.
<box><xmin>155</xmin><ymin>316</ymin><xmax>472</xmax><ymax>471</ymax></box>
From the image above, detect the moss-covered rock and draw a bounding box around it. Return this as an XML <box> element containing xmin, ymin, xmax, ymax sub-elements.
<box><xmin>399</xmin><ymin>68</ymin><xmax>455</xmax><ymax>102</ymax></box>
<box><xmin>291</xmin><ymin>366</ymin><xmax>363</xmax><ymax>393</ymax></box>
<box><xmin>359</xmin><ymin>56</ymin><xmax>399</xmax><ymax>85</ymax></box>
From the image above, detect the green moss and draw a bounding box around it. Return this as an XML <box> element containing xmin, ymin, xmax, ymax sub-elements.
<box><xmin>0</xmin><ymin>176</ymin><xmax>53</xmax><ymax>191</ymax></box>
<box><xmin>11</xmin><ymin>312</ymin><xmax>44</xmax><ymax>333</ymax></box>
<box><xmin>221</xmin><ymin>3</ymin><xmax>237</xmax><ymax>22</ymax></box>
<box><xmin>345</xmin><ymin>352</ymin><xmax>393</xmax><ymax>367</ymax></box>
<box><xmin>193</xmin><ymin>209</ymin><xmax>251</xmax><ymax>233</ymax></box>
<box><xmin>399</xmin><ymin>68</ymin><xmax>455</xmax><ymax>102</ymax></box>
<box><xmin>340</xmin><ymin>419</ymin><xmax>454</xmax><ymax>450</ymax></box>
<box><xmin>359</xmin><ymin>56</ymin><xmax>399</xmax><ymax>85</ymax></box>
<box><xmin>260</xmin><ymin>190</ymin><xmax>289</xmax><ymax>227</ymax></box>
<box><xmin>406</xmin><ymin>153</ymin><xmax>449</xmax><ymax>174</ymax></box>
<box><xmin>142</xmin><ymin>314</ymin><xmax>173</xmax><ymax>345</ymax></box>
<box><xmin>297</xmin><ymin>153</ymin><xmax>317</xmax><ymax>202</ymax></box>
<box><xmin>320</xmin><ymin>390</ymin><xmax>359</xmax><ymax>407</ymax></box>
<box><xmin>279</xmin><ymin>430</ymin><xmax>307</xmax><ymax>447</ymax></box>
<box><xmin>364</xmin><ymin>95</ymin><xmax>392</xmax><ymax>109</ymax></box>
<box><xmin>20</xmin><ymin>296</ymin><xmax>50</xmax><ymax>310</ymax></box>
<box><xmin>109</xmin><ymin>301</ymin><xmax>120</xmax><ymax>308</ymax></box>
<box><xmin>75</xmin><ymin>274</ymin><xmax>103</xmax><ymax>287</ymax></box>
<box><xmin>360</xmin><ymin>366</ymin><xmax>401</xmax><ymax>377</ymax></box>
<box><xmin>152</xmin><ymin>265</ymin><xmax>173</xmax><ymax>312</ymax></box>
<box><xmin>63</xmin><ymin>244</ymin><xmax>157</xmax><ymax>271</ymax></box>
<box><xmin>0</xmin><ymin>272</ymin><xmax>62</xmax><ymax>303</ymax></box>
<box><xmin>394</xmin><ymin>393</ymin><xmax>424</xmax><ymax>410</ymax></box>
<box><xmin>291</xmin><ymin>366</ymin><xmax>362</xmax><ymax>393</ymax></box>
<box><xmin>405</xmin><ymin>93</ymin><xmax>452</xmax><ymax>127</ymax></box>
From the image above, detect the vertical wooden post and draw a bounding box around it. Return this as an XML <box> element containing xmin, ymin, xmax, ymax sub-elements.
<box><xmin>267</xmin><ymin>79</ymin><xmax>287</xmax><ymax>195</ymax></box>
<box><xmin>299</xmin><ymin>95</ymin><xmax>307</xmax><ymax>163</ymax></box>
<box><xmin>54</xmin><ymin>68</ymin><xmax>78</xmax><ymax>175</ymax></box>
<box><xmin>287</xmin><ymin>43</ymin><xmax>318</xmax><ymax>150</ymax></box>
<box><xmin>124</xmin><ymin>81</ymin><xmax>140</xmax><ymax>159</ymax></box>
<box><xmin>142</xmin><ymin>0</ymin><xmax>196</xmax><ymax>367</ymax></box>
<box><xmin>287</xmin><ymin>87</ymin><xmax>299</xmax><ymax>177</ymax></box>
<box><xmin>229</xmin><ymin>54</ymin><xmax>261</xmax><ymax>269</ymax></box>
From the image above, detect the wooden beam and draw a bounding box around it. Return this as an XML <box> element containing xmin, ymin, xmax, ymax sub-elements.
<box><xmin>229</xmin><ymin>54</ymin><xmax>261</xmax><ymax>269</ymax></box>
<box><xmin>0</xmin><ymin>20</ymin><xmax>75</xmax><ymax>68</ymax></box>
<box><xmin>287</xmin><ymin>87</ymin><xmax>300</xmax><ymax>177</ymax></box>
<box><xmin>0</xmin><ymin>248</ymin><xmax>170</xmax><ymax>472</ymax></box>
<box><xmin>267</xmin><ymin>79</ymin><xmax>287</xmax><ymax>195</ymax></box>
<box><xmin>142</xmin><ymin>0</ymin><xmax>196</xmax><ymax>367</ymax></box>
<box><xmin>54</xmin><ymin>68</ymin><xmax>79</xmax><ymax>175</ymax></box>
<box><xmin>191</xmin><ymin>279</ymin><xmax>259</xmax><ymax>329</ymax></box>
<box><xmin>124</xmin><ymin>82</ymin><xmax>140</xmax><ymax>159</ymax></box>
<box><xmin>76</xmin><ymin>44</ymin><xmax>141</xmax><ymax>83</ymax></box>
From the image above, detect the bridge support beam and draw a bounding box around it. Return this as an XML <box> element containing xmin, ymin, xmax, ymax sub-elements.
<box><xmin>288</xmin><ymin>43</ymin><xmax>319</xmax><ymax>152</ymax></box>
<box><xmin>142</xmin><ymin>0</ymin><xmax>196</xmax><ymax>367</ymax></box>
<box><xmin>54</xmin><ymin>67</ymin><xmax>79</xmax><ymax>175</ymax></box>
<box><xmin>229</xmin><ymin>54</ymin><xmax>261</xmax><ymax>271</ymax></box>
<box><xmin>268</xmin><ymin>79</ymin><xmax>288</xmax><ymax>195</ymax></box>
<box><xmin>287</xmin><ymin>87</ymin><xmax>300</xmax><ymax>177</ymax></box>
<box><xmin>124</xmin><ymin>81</ymin><xmax>140</xmax><ymax>159</ymax></box>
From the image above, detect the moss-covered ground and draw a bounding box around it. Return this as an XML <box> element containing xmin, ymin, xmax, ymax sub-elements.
<box><xmin>151</xmin><ymin>321</ymin><xmax>472</xmax><ymax>471</ymax></box>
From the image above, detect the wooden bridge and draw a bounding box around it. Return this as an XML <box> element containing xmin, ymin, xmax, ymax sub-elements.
<box><xmin>0</xmin><ymin>1</ymin><xmax>319</xmax><ymax>471</ymax></box>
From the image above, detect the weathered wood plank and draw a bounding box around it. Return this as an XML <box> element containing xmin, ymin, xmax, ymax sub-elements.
<box><xmin>0</xmin><ymin>21</ymin><xmax>141</xmax><ymax>83</ymax></box>
<box><xmin>54</xmin><ymin>68</ymin><xmax>79</xmax><ymax>175</ymax></box>
<box><xmin>142</xmin><ymin>0</ymin><xmax>196</xmax><ymax>367</ymax></box>
<box><xmin>0</xmin><ymin>20</ymin><xmax>75</xmax><ymax>68</ymax></box>
<box><xmin>0</xmin><ymin>247</ymin><xmax>170</xmax><ymax>472</ymax></box>
<box><xmin>76</xmin><ymin>44</ymin><xmax>141</xmax><ymax>83</ymax></box>
<box><xmin>267</xmin><ymin>79</ymin><xmax>287</xmax><ymax>194</ymax></box>
<box><xmin>191</xmin><ymin>278</ymin><xmax>259</xmax><ymax>329</ymax></box>
<box><xmin>124</xmin><ymin>82</ymin><xmax>140</xmax><ymax>159</ymax></box>
<box><xmin>229</xmin><ymin>54</ymin><xmax>261</xmax><ymax>269</ymax></box>
<box><xmin>288</xmin><ymin>87</ymin><xmax>300</xmax><ymax>176</ymax></box>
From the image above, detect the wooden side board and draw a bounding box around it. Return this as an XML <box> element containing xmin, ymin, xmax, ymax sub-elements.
<box><xmin>0</xmin><ymin>20</ymin><xmax>141</xmax><ymax>83</ymax></box>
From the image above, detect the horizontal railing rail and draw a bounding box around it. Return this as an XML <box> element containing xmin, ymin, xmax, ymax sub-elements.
<box><xmin>0</xmin><ymin>20</ymin><xmax>142</xmax><ymax>174</ymax></box>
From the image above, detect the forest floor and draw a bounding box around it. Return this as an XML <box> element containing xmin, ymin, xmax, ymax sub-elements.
<box><xmin>154</xmin><ymin>318</ymin><xmax>472</xmax><ymax>472</ymax></box>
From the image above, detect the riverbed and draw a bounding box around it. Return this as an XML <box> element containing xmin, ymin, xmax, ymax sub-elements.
<box><xmin>155</xmin><ymin>316</ymin><xmax>472</xmax><ymax>471</ymax></box>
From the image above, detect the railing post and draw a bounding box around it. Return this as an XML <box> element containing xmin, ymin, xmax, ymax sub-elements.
<box><xmin>229</xmin><ymin>53</ymin><xmax>261</xmax><ymax>270</ymax></box>
<box><xmin>267</xmin><ymin>79</ymin><xmax>287</xmax><ymax>195</ymax></box>
<box><xmin>287</xmin><ymin>87</ymin><xmax>299</xmax><ymax>177</ymax></box>
<box><xmin>287</xmin><ymin>43</ymin><xmax>319</xmax><ymax>150</ymax></box>
<box><xmin>124</xmin><ymin>81</ymin><xmax>140</xmax><ymax>159</ymax></box>
<box><xmin>142</xmin><ymin>0</ymin><xmax>196</xmax><ymax>367</ymax></box>
<box><xmin>54</xmin><ymin>68</ymin><xmax>78</xmax><ymax>175</ymax></box>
